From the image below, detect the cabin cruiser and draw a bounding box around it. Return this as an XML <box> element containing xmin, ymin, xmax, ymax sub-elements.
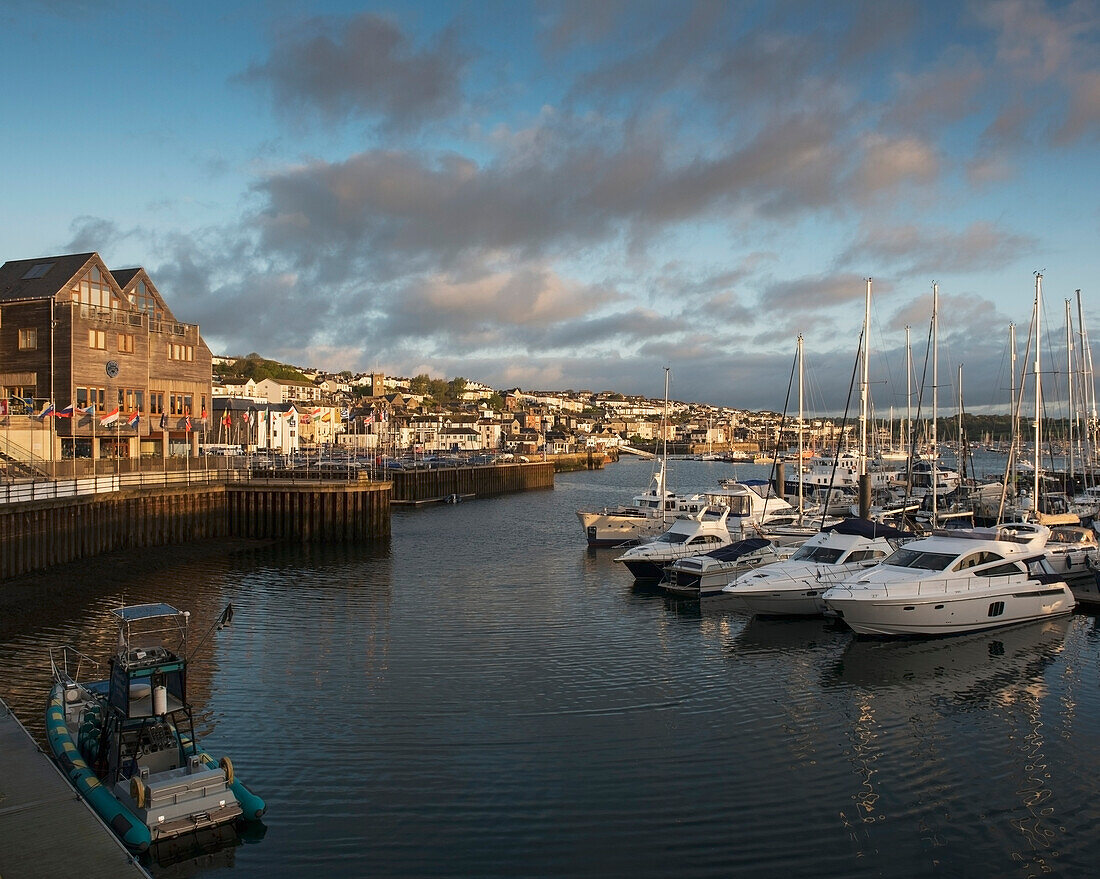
<box><xmin>822</xmin><ymin>523</ymin><xmax>1076</xmax><ymax>636</ymax></box>
<box><xmin>723</xmin><ymin>518</ymin><xmax>906</xmax><ymax>616</ymax></box>
<box><xmin>614</xmin><ymin>505</ymin><xmax>733</xmax><ymax>582</ymax></box>
<box><xmin>661</xmin><ymin>538</ymin><xmax>794</xmax><ymax>598</ymax></box>
<box><xmin>577</xmin><ymin>462</ymin><xmax>707</xmax><ymax>546</ymax></box>
<box><xmin>707</xmin><ymin>480</ymin><xmax>797</xmax><ymax>538</ymax></box>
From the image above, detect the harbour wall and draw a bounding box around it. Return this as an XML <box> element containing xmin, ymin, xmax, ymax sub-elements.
<box><xmin>0</xmin><ymin>462</ymin><xmax>557</xmax><ymax>580</ymax></box>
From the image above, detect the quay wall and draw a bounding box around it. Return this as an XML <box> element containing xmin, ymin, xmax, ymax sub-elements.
<box><xmin>391</xmin><ymin>461</ymin><xmax>554</xmax><ymax>502</ymax></box>
<box><xmin>0</xmin><ymin>462</ymin><xmax>552</xmax><ymax>579</ymax></box>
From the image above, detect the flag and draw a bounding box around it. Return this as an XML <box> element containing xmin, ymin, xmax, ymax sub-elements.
<box><xmin>222</xmin><ymin>412</ymin><xmax>232</xmax><ymax>427</ymax></box>
<box><xmin>322</xmin><ymin>410</ymin><xmax>332</xmax><ymax>421</ymax></box>
<box><xmin>128</xmin><ymin>411</ymin><xmax>140</xmax><ymax>429</ymax></box>
<box><xmin>310</xmin><ymin>407</ymin><xmax>322</xmax><ymax>418</ymax></box>
<box><xmin>159</xmin><ymin>411</ymin><xmax>168</xmax><ymax>430</ymax></box>
<box><xmin>363</xmin><ymin>412</ymin><xmax>375</xmax><ymax>424</ymax></box>
<box><xmin>242</xmin><ymin>411</ymin><xmax>251</xmax><ymax>424</ymax></box>
<box><xmin>56</xmin><ymin>404</ymin><xmax>74</xmax><ymax>418</ymax></box>
<box><xmin>82</xmin><ymin>405</ymin><xmax>95</xmax><ymax>416</ymax></box>
<box><xmin>201</xmin><ymin>407</ymin><xmax>208</xmax><ymax>422</ymax></box>
<box><xmin>185</xmin><ymin>415</ymin><xmax>192</xmax><ymax>432</ymax></box>
<box><xmin>100</xmin><ymin>407</ymin><xmax>120</xmax><ymax>427</ymax></box>
<box><xmin>0</xmin><ymin>400</ymin><xmax>7</xmax><ymax>416</ymax></box>
<box><xmin>38</xmin><ymin>401</ymin><xmax>55</xmax><ymax>419</ymax></box>
<box><xmin>341</xmin><ymin>407</ymin><xmax>350</xmax><ymax>420</ymax></box>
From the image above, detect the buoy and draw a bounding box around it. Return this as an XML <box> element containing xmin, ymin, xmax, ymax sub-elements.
<box><xmin>219</xmin><ymin>755</ymin><xmax>234</xmax><ymax>785</ymax></box>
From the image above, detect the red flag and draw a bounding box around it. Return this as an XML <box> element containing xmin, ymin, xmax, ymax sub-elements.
<box><xmin>222</xmin><ymin>413</ymin><xmax>232</xmax><ymax>427</ymax></box>
<box><xmin>185</xmin><ymin>415</ymin><xmax>192</xmax><ymax>432</ymax></box>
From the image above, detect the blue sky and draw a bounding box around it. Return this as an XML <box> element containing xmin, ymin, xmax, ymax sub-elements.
<box><xmin>3</xmin><ymin>0</ymin><xmax>1099</xmax><ymax>414</ymax></box>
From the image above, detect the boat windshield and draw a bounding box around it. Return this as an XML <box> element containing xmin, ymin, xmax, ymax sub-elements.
<box><xmin>655</xmin><ymin>532</ymin><xmax>689</xmax><ymax>544</ymax></box>
<box><xmin>790</xmin><ymin>546</ymin><xmax>845</xmax><ymax>563</ymax></box>
<box><xmin>882</xmin><ymin>548</ymin><xmax>958</xmax><ymax>571</ymax></box>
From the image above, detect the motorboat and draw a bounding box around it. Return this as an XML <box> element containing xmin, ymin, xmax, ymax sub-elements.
<box><xmin>1035</xmin><ymin>523</ymin><xmax>1100</xmax><ymax>605</ymax></box>
<box><xmin>821</xmin><ymin>523</ymin><xmax>1076</xmax><ymax>636</ymax></box>
<box><xmin>661</xmin><ymin>537</ymin><xmax>794</xmax><ymax>598</ymax></box>
<box><xmin>723</xmin><ymin>518</ymin><xmax>907</xmax><ymax>616</ymax></box>
<box><xmin>577</xmin><ymin>462</ymin><xmax>708</xmax><ymax>546</ymax></box>
<box><xmin>46</xmin><ymin>603</ymin><xmax>265</xmax><ymax>853</ymax></box>
<box><xmin>706</xmin><ymin>480</ymin><xmax>796</xmax><ymax>538</ymax></box>
<box><xmin>614</xmin><ymin>505</ymin><xmax>733</xmax><ymax>582</ymax></box>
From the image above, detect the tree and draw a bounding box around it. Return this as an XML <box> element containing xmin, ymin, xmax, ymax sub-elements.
<box><xmin>410</xmin><ymin>374</ymin><xmax>431</xmax><ymax>395</ymax></box>
<box><xmin>447</xmin><ymin>377</ymin><xmax>468</xmax><ymax>400</ymax></box>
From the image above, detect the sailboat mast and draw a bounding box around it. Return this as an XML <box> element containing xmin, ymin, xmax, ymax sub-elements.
<box><xmin>797</xmin><ymin>333</ymin><xmax>804</xmax><ymax>524</ymax></box>
<box><xmin>932</xmin><ymin>281</ymin><xmax>939</xmax><ymax>524</ymax></box>
<box><xmin>1066</xmin><ymin>299</ymin><xmax>1075</xmax><ymax>479</ymax></box>
<box><xmin>1010</xmin><ymin>323</ymin><xmax>1017</xmax><ymax>489</ymax></box>
<box><xmin>905</xmin><ymin>325</ymin><xmax>912</xmax><ymax>458</ymax></box>
<box><xmin>860</xmin><ymin>278</ymin><xmax>871</xmax><ymax>477</ymax></box>
<box><xmin>1034</xmin><ymin>273</ymin><xmax>1042</xmax><ymax>508</ymax></box>
<box><xmin>1076</xmin><ymin>289</ymin><xmax>1096</xmax><ymax>476</ymax></box>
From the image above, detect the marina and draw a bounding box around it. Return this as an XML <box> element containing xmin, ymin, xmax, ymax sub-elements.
<box><xmin>2</xmin><ymin>457</ymin><xmax>1100</xmax><ymax>876</ymax></box>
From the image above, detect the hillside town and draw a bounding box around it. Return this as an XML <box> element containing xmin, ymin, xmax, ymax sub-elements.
<box><xmin>211</xmin><ymin>357</ymin><xmax>861</xmax><ymax>461</ymax></box>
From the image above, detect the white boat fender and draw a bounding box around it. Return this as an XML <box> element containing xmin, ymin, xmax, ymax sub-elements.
<box><xmin>153</xmin><ymin>685</ymin><xmax>168</xmax><ymax>716</ymax></box>
<box><xmin>220</xmin><ymin>755</ymin><xmax>234</xmax><ymax>785</ymax></box>
<box><xmin>130</xmin><ymin>775</ymin><xmax>146</xmax><ymax>809</ymax></box>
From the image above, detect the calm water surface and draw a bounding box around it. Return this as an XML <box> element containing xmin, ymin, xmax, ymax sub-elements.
<box><xmin>2</xmin><ymin>457</ymin><xmax>1100</xmax><ymax>878</ymax></box>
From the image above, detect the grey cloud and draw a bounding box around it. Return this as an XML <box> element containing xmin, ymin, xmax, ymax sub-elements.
<box><xmin>240</xmin><ymin>13</ymin><xmax>469</xmax><ymax>129</ymax></box>
<box><xmin>759</xmin><ymin>273</ymin><xmax>870</xmax><ymax>312</ymax></box>
<box><xmin>840</xmin><ymin>221</ymin><xmax>1037</xmax><ymax>276</ymax></box>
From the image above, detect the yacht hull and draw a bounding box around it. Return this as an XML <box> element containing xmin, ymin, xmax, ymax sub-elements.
<box><xmin>826</xmin><ymin>584</ymin><xmax>1075</xmax><ymax>636</ymax></box>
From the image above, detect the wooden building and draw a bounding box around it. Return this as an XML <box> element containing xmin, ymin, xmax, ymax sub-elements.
<box><xmin>0</xmin><ymin>252</ymin><xmax>212</xmax><ymax>462</ymax></box>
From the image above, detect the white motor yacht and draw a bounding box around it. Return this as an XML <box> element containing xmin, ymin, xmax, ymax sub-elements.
<box><xmin>661</xmin><ymin>538</ymin><xmax>793</xmax><ymax>598</ymax></box>
<box><xmin>614</xmin><ymin>505</ymin><xmax>733</xmax><ymax>582</ymax></box>
<box><xmin>723</xmin><ymin>518</ymin><xmax>905</xmax><ymax>616</ymax></box>
<box><xmin>822</xmin><ymin>523</ymin><xmax>1076</xmax><ymax>636</ymax></box>
<box><xmin>577</xmin><ymin>462</ymin><xmax>707</xmax><ymax>546</ymax></box>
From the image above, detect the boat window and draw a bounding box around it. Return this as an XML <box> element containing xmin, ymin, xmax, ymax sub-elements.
<box><xmin>656</xmin><ymin>532</ymin><xmax>689</xmax><ymax>544</ymax></box>
<box><xmin>846</xmin><ymin>549</ymin><xmax>885</xmax><ymax>563</ymax></box>
<box><xmin>882</xmin><ymin>548</ymin><xmax>957</xmax><ymax>571</ymax></box>
<box><xmin>982</xmin><ymin>562</ymin><xmax>1023</xmax><ymax>577</ymax></box>
<box><xmin>953</xmin><ymin>551</ymin><xmax>1003</xmax><ymax>571</ymax></box>
<box><xmin>791</xmin><ymin>545</ymin><xmax>844</xmax><ymax>563</ymax></box>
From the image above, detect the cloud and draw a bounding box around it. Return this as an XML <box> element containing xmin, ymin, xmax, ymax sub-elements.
<box><xmin>839</xmin><ymin>221</ymin><xmax>1037</xmax><ymax>275</ymax></box>
<box><xmin>759</xmin><ymin>273</ymin><xmax>871</xmax><ymax>312</ymax></box>
<box><xmin>240</xmin><ymin>12</ymin><xmax>469</xmax><ymax>129</ymax></box>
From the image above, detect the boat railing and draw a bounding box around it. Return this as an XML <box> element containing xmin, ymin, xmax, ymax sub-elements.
<box><xmin>874</xmin><ymin>573</ymin><xmax>1035</xmax><ymax>598</ymax></box>
<box><xmin>49</xmin><ymin>645</ymin><xmax>100</xmax><ymax>684</ymax></box>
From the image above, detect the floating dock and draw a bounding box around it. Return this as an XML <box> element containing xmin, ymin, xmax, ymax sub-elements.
<box><xmin>0</xmin><ymin>697</ymin><xmax>151</xmax><ymax>879</ymax></box>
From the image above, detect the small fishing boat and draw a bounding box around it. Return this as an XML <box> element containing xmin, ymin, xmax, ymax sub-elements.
<box><xmin>46</xmin><ymin>602</ymin><xmax>265</xmax><ymax>853</ymax></box>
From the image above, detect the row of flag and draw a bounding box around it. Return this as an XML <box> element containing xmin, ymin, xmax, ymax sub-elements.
<box><xmin>6</xmin><ymin>400</ymin><xmax>378</xmax><ymax>428</ymax></box>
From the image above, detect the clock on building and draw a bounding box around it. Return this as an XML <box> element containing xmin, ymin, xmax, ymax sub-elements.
<box><xmin>105</xmin><ymin>360</ymin><xmax>119</xmax><ymax>378</ymax></box>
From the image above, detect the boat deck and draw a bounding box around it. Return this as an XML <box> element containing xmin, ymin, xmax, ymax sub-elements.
<box><xmin>0</xmin><ymin>697</ymin><xmax>151</xmax><ymax>879</ymax></box>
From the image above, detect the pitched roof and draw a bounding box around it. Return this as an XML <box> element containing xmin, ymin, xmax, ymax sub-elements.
<box><xmin>111</xmin><ymin>268</ymin><xmax>141</xmax><ymax>287</ymax></box>
<box><xmin>0</xmin><ymin>252</ymin><xmax>98</xmax><ymax>303</ymax></box>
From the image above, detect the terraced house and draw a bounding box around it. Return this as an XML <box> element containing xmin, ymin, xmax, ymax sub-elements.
<box><xmin>0</xmin><ymin>252</ymin><xmax>212</xmax><ymax>466</ymax></box>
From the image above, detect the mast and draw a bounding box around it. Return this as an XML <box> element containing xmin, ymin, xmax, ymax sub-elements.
<box><xmin>905</xmin><ymin>325</ymin><xmax>912</xmax><ymax>458</ymax></box>
<box><xmin>932</xmin><ymin>281</ymin><xmax>939</xmax><ymax>525</ymax></box>
<box><xmin>859</xmin><ymin>278</ymin><xmax>871</xmax><ymax>477</ymax></box>
<box><xmin>797</xmin><ymin>333</ymin><xmax>804</xmax><ymax>524</ymax></box>
<box><xmin>1076</xmin><ymin>289</ymin><xmax>1096</xmax><ymax>478</ymax></box>
<box><xmin>1034</xmin><ymin>273</ymin><xmax>1042</xmax><ymax>510</ymax></box>
<box><xmin>1066</xmin><ymin>299</ymin><xmax>1076</xmax><ymax>479</ymax></box>
<box><xmin>957</xmin><ymin>363</ymin><xmax>965</xmax><ymax>483</ymax></box>
<box><xmin>1009</xmin><ymin>323</ymin><xmax>1017</xmax><ymax>490</ymax></box>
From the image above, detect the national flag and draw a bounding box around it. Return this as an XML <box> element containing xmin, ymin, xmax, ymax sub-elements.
<box><xmin>185</xmin><ymin>414</ymin><xmax>192</xmax><ymax>432</ymax></box>
<box><xmin>340</xmin><ymin>407</ymin><xmax>350</xmax><ymax>420</ymax></box>
<box><xmin>321</xmin><ymin>410</ymin><xmax>332</xmax><ymax>421</ymax></box>
<box><xmin>222</xmin><ymin>412</ymin><xmax>232</xmax><ymax>427</ymax></box>
<box><xmin>38</xmin><ymin>401</ymin><xmax>55</xmax><ymax>419</ymax></box>
<box><xmin>128</xmin><ymin>411</ymin><xmax>140</xmax><ymax>429</ymax></box>
<box><xmin>282</xmin><ymin>409</ymin><xmax>294</xmax><ymax>419</ymax></box>
<box><xmin>56</xmin><ymin>404</ymin><xmax>74</xmax><ymax>418</ymax></box>
<box><xmin>159</xmin><ymin>411</ymin><xmax>168</xmax><ymax>430</ymax></box>
<box><xmin>82</xmin><ymin>405</ymin><xmax>95</xmax><ymax>416</ymax></box>
<box><xmin>100</xmin><ymin>407</ymin><xmax>120</xmax><ymax>427</ymax></box>
<box><xmin>363</xmin><ymin>412</ymin><xmax>375</xmax><ymax>425</ymax></box>
<box><xmin>0</xmin><ymin>400</ymin><xmax>7</xmax><ymax>416</ymax></box>
<box><xmin>242</xmin><ymin>411</ymin><xmax>251</xmax><ymax>425</ymax></box>
<box><xmin>310</xmin><ymin>407</ymin><xmax>322</xmax><ymax>418</ymax></box>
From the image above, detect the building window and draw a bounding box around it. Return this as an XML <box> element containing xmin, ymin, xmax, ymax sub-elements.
<box><xmin>76</xmin><ymin>386</ymin><xmax>106</xmax><ymax>412</ymax></box>
<box><xmin>18</xmin><ymin>328</ymin><xmax>37</xmax><ymax>350</ymax></box>
<box><xmin>117</xmin><ymin>333</ymin><xmax>134</xmax><ymax>354</ymax></box>
<box><xmin>167</xmin><ymin>343</ymin><xmax>194</xmax><ymax>361</ymax></box>
<box><xmin>169</xmin><ymin>394</ymin><xmax>193</xmax><ymax>416</ymax></box>
<box><xmin>118</xmin><ymin>388</ymin><xmax>144</xmax><ymax>412</ymax></box>
<box><xmin>71</xmin><ymin>266</ymin><xmax>120</xmax><ymax>309</ymax></box>
<box><xmin>150</xmin><ymin>391</ymin><xmax>165</xmax><ymax>415</ymax></box>
<box><xmin>89</xmin><ymin>329</ymin><xmax>106</xmax><ymax>349</ymax></box>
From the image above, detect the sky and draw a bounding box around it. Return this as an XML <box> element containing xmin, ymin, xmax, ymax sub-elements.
<box><xmin>3</xmin><ymin>0</ymin><xmax>1099</xmax><ymax>416</ymax></box>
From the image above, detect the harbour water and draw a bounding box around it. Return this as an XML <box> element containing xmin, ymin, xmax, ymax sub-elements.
<box><xmin>2</xmin><ymin>456</ymin><xmax>1100</xmax><ymax>877</ymax></box>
